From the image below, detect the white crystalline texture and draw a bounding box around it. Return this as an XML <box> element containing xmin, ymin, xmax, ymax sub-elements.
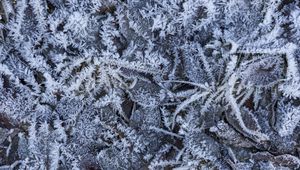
<box><xmin>0</xmin><ymin>0</ymin><xmax>300</xmax><ymax>170</ymax></box>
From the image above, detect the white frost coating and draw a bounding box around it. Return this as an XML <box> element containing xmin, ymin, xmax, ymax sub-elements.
<box><xmin>226</xmin><ymin>73</ymin><xmax>269</xmax><ymax>142</ymax></box>
<box><xmin>28</xmin><ymin>122</ymin><xmax>37</xmax><ymax>155</ymax></box>
<box><xmin>285</xmin><ymin>43</ymin><xmax>299</xmax><ymax>80</ymax></box>
<box><xmin>0</xmin><ymin>64</ymin><xmax>13</xmax><ymax>76</ymax></box>
<box><xmin>279</xmin><ymin>43</ymin><xmax>300</xmax><ymax>98</ymax></box>
<box><xmin>50</xmin><ymin>142</ymin><xmax>61</xmax><ymax>170</ymax></box>
<box><xmin>1</xmin><ymin>0</ymin><xmax>15</xmax><ymax>19</ymax></box>
<box><xmin>172</xmin><ymin>91</ymin><xmax>210</xmax><ymax>129</ymax></box>
<box><xmin>277</xmin><ymin>105</ymin><xmax>300</xmax><ymax>137</ymax></box>
<box><xmin>149</xmin><ymin>126</ymin><xmax>183</xmax><ymax>138</ymax></box>
<box><xmin>262</xmin><ymin>0</ymin><xmax>280</xmax><ymax>26</ymax></box>
<box><xmin>1</xmin><ymin>0</ymin><xmax>300</xmax><ymax>169</ymax></box>
<box><xmin>65</xmin><ymin>11</ymin><xmax>89</xmax><ymax>36</ymax></box>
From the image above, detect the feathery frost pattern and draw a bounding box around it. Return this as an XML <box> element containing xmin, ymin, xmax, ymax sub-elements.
<box><xmin>0</xmin><ymin>0</ymin><xmax>300</xmax><ymax>169</ymax></box>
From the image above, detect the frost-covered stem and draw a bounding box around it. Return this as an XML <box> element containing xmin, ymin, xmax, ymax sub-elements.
<box><xmin>238</xmin><ymin>87</ymin><xmax>254</xmax><ymax>107</ymax></box>
<box><xmin>279</xmin><ymin>43</ymin><xmax>300</xmax><ymax>98</ymax></box>
<box><xmin>149</xmin><ymin>160</ymin><xmax>182</xmax><ymax>170</ymax></box>
<box><xmin>172</xmin><ymin>91</ymin><xmax>209</xmax><ymax>129</ymax></box>
<box><xmin>1</xmin><ymin>0</ymin><xmax>15</xmax><ymax>22</ymax></box>
<box><xmin>49</xmin><ymin>142</ymin><xmax>61</xmax><ymax>170</ymax></box>
<box><xmin>176</xmin><ymin>147</ymin><xmax>186</xmax><ymax>161</ymax></box>
<box><xmin>198</xmin><ymin>46</ymin><xmax>215</xmax><ymax>82</ymax></box>
<box><xmin>149</xmin><ymin>126</ymin><xmax>183</xmax><ymax>138</ymax></box>
<box><xmin>201</xmin><ymin>84</ymin><xmax>225</xmax><ymax>112</ymax></box>
<box><xmin>237</xmin><ymin>43</ymin><xmax>297</xmax><ymax>55</ymax></box>
<box><xmin>285</xmin><ymin>44</ymin><xmax>299</xmax><ymax>81</ymax></box>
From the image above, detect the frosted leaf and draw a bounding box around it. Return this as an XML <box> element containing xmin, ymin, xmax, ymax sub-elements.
<box><xmin>239</xmin><ymin>55</ymin><xmax>285</xmax><ymax>87</ymax></box>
